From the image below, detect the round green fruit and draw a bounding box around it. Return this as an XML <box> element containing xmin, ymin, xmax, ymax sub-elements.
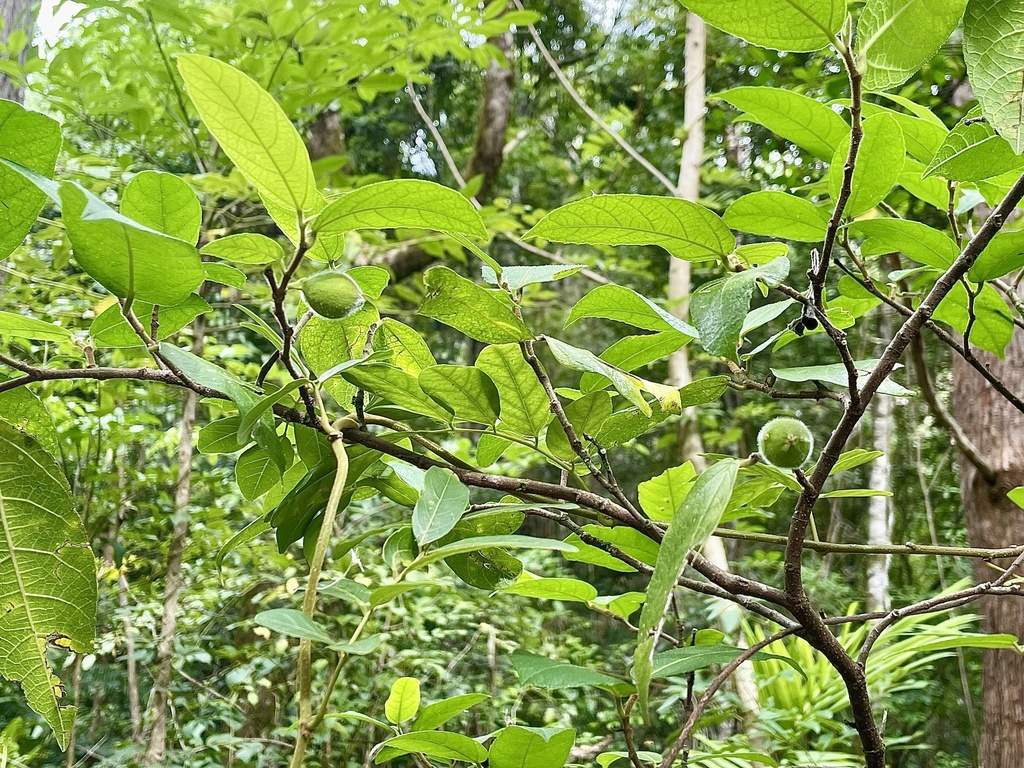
<box><xmin>301</xmin><ymin>271</ymin><xmax>365</xmax><ymax>319</ymax></box>
<box><xmin>757</xmin><ymin>417</ymin><xmax>814</xmax><ymax>469</ymax></box>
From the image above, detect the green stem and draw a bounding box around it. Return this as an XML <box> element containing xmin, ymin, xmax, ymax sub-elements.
<box><xmin>289</xmin><ymin>430</ymin><xmax>350</xmax><ymax>768</ymax></box>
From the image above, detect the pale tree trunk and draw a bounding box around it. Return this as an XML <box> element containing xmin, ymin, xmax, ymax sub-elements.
<box><xmin>0</xmin><ymin>0</ymin><xmax>33</xmax><ymax>103</ymax></box>
<box><xmin>866</xmin><ymin>313</ymin><xmax>894</xmax><ymax>613</ymax></box>
<box><xmin>144</xmin><ymin>328</ymin><xmax>203</xmax><ymax>764</ymax></box>
<box><xmin>114</xmin><ymin>448</ymin><xmax>143</xmax><ymax>742</ymax></box>
<box><xmin>667</xmin><ymin>13</ymin><xmax>761</xmax><ymax>723</ymax></box>
<box><xmin>953</xmin><ymin>295</ymin><xmax>1024</xmax><ymax>768</ymax></box>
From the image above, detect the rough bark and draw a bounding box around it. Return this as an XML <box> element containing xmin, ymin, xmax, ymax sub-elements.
<box><xmin>463</xmin><ymin>32</ymin><xmax>514</xmax><ymax>203</ymax></box>
<box><xmin>0</xmin><ymin>0</ymin><xmax>33</xmax><ymax>103</ymax></box>
<box><xmin>144</xmin><ymin>328</ymin><xmax>203</xmax><ymax>765</ymax></box>
<box><xmin>866</xmin><ymin>313</ymin><xmax>894</xmax><ymax>613</ymax></box>
<box><xmin>953</xmin><ymin>286</ymin><xmax>1024</xmax><ymax>768</ymax></box>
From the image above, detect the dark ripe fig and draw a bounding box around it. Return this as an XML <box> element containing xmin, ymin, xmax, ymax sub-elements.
<box><xmin>301</xmin><ymin>271</ymin><xmax>365</xmax><ymax>319</ymax></box>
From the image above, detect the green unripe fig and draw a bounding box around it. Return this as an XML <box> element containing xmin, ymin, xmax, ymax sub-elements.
<box><xmin>301</xmin><ymin>271</ymin><xmax>365</xmax><ymax>319</ymax></box>
<box><xmin>757</xmin><ymin>417</ymin><xmax>813</xmax><ymax>469</ymax></box>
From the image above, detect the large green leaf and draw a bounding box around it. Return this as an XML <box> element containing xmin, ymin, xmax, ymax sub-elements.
<box><xmin>634</xmin><ymin>459</ymin><xmax>739</xmax><ymax>717</ymax></box>
<box><xmin>858</xmin><ymin>0</ymin><xmax>967</xmax><ymax>92</ymax></box>
<box><xmin>254</xmin><ymin>608</ymin><xmax>332</xmax><ymax>644</ymax></box>
<box><xmin>419</xmin><ymin>267</ymin><xmax>532</xmax><ymax>343</ymax></box>
<box><xmin>511</xmin><ymin>651</ymin><xmax>623</xmax><ymax>690</ymax></box>
<box><xmin>565</xmin><ymin>285</ymin><xmax>698</xmax><ymax>338</ymax></box>
<box><xmin>964</xmin><ymin>0</ymin><xmax>1024</xmax><ymax>154</ymax></box>
<box><xmin>0</xmin><ymin>382</ymin><xmax>59</xmax><ymax>456</ymax></box>
<box><xmin>0</xmin><ymin>100</ymin><xmax>61</xmax><ymax>260</ymax></box>
<box><xmin>412</xmin><ymin>693</ymin><xmax>490</xmax><ymax>731</ymax></box>
<box><xmin>860</xmin><ymin>101</ymin><xmax>948</xmax><ymax>162</ymax></box>
<box><xmin>970</xmin><ymin>230</ymin><xmax>1024</xmax><ymax>281</ymax></box>
<box><xmin>177</xmin><ymin>55</ymin><xmax>318</xmax><ymax>213</ymax></box>
<box><xmin>724</xmin><ymin>191</ymin><xmax>830</xmax><ymax>242</ymax></box>
<box><xmin>0</xmin><ymin>312</ymin><xmax>72</xmax><ymax>343</ymax></box>
<box><xmin>638</xmin><ymin>464</ymin><xmax>697</xmax><ymax>523</ymax></box>
<box><xmin>372</xmin><ymin>319</ymin><xmax>436</xmax><ymax>375</ymax></box>
<box><xmin>419</xmin><ymin>365</ymin><xmax>500</xmax><ymax>425</ymax></box>
<box><xmin>489</xmin><ymin>726</ymin><xmax>575</xmax><ymax>768</ymax></box>
<box><xmin>690</xmin><ymin>258</ymin><xmax>790</xmax><ymax>362</ymax></box>
<box><xmin>200</xmin><ymin>233</ymin><xmax>284</xmax><ymax>265</ymax></box>
<box><xmin>828</xmin><ymin>113</ymin><xmax>905</xmax><ymax>216</ymax></box>
<box><xmin>412</xmin><ymin>466</ymin><xmax>470</xmax><ymax>546</ymax></box>
<box><xmin>315</xmin><ymin>179</ymin><xmax>486</xmax><ymax>238</ymax></box>
<box><xmin>717</xmin><ymin>87</ymin><xmax>850</xmax><ymax>160</ymax></box>
<box><xmin>384</xmin><ymin>677</ymin><xmax>421</xmax><ymax>724</ymax></box>
<box><xmin>681</xmin><ymin>0</ymin><xmax>845</xmax><ymax>51</ymax></box>
<box><xmin>924</xmin><ymin>106</ymin><xmax>1024</xmax><ymax>182</ymax></box>
<box><xmin>504</xmin><ymin>577</ymin><xmax>599</xmax><ymax>603</ymax></box>
<box><xmin>31</xmin><ymin>180</ymin><xmax>204</xmax><ymax>306</ymax></box>
<box><xmin>482</xmin><ymin>263</ymin><xmax>584</xmax><ymax>291</ymax></box>
<box><xmin>341</xmin><ymin>363</ymin><xmax>451</xmax><ymax>421</ymax></box>
<box><xmin>771</xmin><ymin>359</ymin><xmax>912</xmax><ymax>396</ymax></box>
<box><xmin>526</xmin><ymin>195</ymin><xmax>733</xmax><ymax>262</ymax></box>
<box><xmin>850</xmin><ymin>219</ymin><xmax>959</xmax><ymax>269</ymax></box>
<box><xmin>379</xmin><ymin>731</ymin><xmax>487</xmax><ymax>764</ymax></box>
<box><xmin>475</xmin><ymin>344</ymin><xmax>551</xmax><ymax>437</ymax></box>
<box><xmin>0</xmin><ymin>423</ymin><xmax>97</xmax><ymax>750</ymax></box>
<box><xmin>580</xmin><ymin>332</ymin><xmax>690</xmax><ymax>393</ymax></box>
<box><xmin>121</xmin><ymin>170</ymin><xmax>202</xmax><ymax>243</ymax></box>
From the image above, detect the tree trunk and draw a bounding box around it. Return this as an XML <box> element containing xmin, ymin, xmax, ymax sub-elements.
<box><xmin>953</xmin><ymin>289</ymin><xmax>1024</xmax><ymax>768</ymax></box>
<box><xmin>667</xmin><ymin>13</ymin><xmax>761</xmax><ymax>725</ymax></box>
<box><xmin>463</xmin><ymin>32</ymin><xmax>514</xmax><ymax>203</ymax></box>
<box><xmin>144</xmin><ymin>329</ymin><xmax>203</xmax><ymax>764</ymax></box>
<box><xmin>866</xmin><ymin>313</ymin><xmax>894</xmax><ymax>614</ymax></box>
<box><xmin>0</xmin><ymin>0</ymin><xmax>33</xmax><ymax>103</ymax></box>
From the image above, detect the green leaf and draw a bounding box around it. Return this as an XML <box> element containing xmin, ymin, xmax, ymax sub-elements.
<box><xmin>341</xmin><ymin>363</ymin><xmax>451</xmax><ymax>421</ymax></box>
<box><xmin>197</xmin><ymin>417</ymin><xmax>249</xmax><ymax>455</ymax></box>
<box><xmin>315</xmin><ymin>179</ymin><xmax>486</xmax><ymax>238</ymax></box>
<box><xmin>235</xmin><ymin>445</ymin><xmax>285</xmax><ymax>501</ymax></box>
<box><xmin>681</xmin><ymin>0</ymin><xmax>843</xmax><ymax>50</ymax></box>
<box><xmin>635</xmin><ymin>459</ymin><xmax>740</xmax><ymax>717</ymax></box>
<box><xmin>489</xmin><ymin>726</ymin><xmax>575</xmax><ymax>768</ymax></box>
<box><xmin>201</xmin><ymin>233</ymin><xmax>284</xmax><ymax>265</ymax></box>
<box><xmin>593</xmin><ymin>592</ymin><xmax>646</xmax><ymax>620</ymax></box>
<box><xmin>204</xmin><ymin>262</ymin><xmax>247</xmax><ymax>288</ymax></box>
<box><xmin>581</xmin><ymin>525</ymin><xmax>660</xmax><ymax>567</ymax></box>
<box><xmin>321</xmin><ymin>578</ymin><xmax>371</xmax><ymax>606</ymax></box>
<box><xmin>177</xmin><ymin>55</ymin><xmax>318</xmax><ymax>213</ymax></box>
<box><xmin>0</xmin><ymin>100</ymin><xmax>61</xmax><ymax>260</ymax></box>
<box><xmin>581</xmin><ymin>332</ymin><xmax>689</xmax><ymax>392</ymax></box>
<box><xmin>652</xmin><ymin>645</ymin><xmax>803</xmax><ymax>679</ymax></box>
<box><xmin>384</xmin><ymin>677</ymin><xmax>421</xmax><ymax>724</ymax></box>
<box><xmin>850</xmin><ymin>219</ymin><xmax>959</xmax><ymax>269</ymax></box>
<box><xmin>830</xmin><ymin>449</ymin><xmax>885</xmax><ymax>475</ymax></box>
<box><xmin>419</xmin><ymin>267</ymin><xmax>532</xmax><ymax>344</ymax></box>
<box><xmin>0</xmin><ymin>423</ymin><xmax>97</xmax><ymax>750</ymax></box>
<box><xmin>545</xmin><ymin>391</ymin><xmax>613</xmax><ymax>461</ymax></box>
<box><xmin>419</xmin><ymin>365</ymin><xmax>501</xmax><ymax>425</ymax></box>
<box><xmin>925</xmin><ymin>107</ymin><xmax>1024</xmax><ymax>181</ymax></box>
<box><xmin>475</xmin><ymin>344</ymin><xmax>551</xmax><ymax>437</ymax></box>
<box><xmin>970</xmin><ymin>230</ymin><xmax>1024</xmax><ymax>281</ymax></box>
<box><xmin>370</xmin><ymin>581</ymin><xmax>446</xmax><ymax>608</ymax></box>
<box><xmin>158</xmin><ymin>343</ymin><xmax>286</xmax><ymax>469</ymax></box>
<box><xmin>299</xmin><ymin>304</ymin><xmax>379</xmax><ymax>408</ymax></box>
<box><xmin>0</xmin><ymin>311</ymin><xmax>71</xmax><ymax>343</ymax></box>
<box><xmin>526</xmin><ymin>195</ymin><xmax>733</xmax><ymax>262</ymax></box>
<box><xmin>717</xmin><ymin>87</ymin><xmax>849</xmax><ymax>159</ymax></box>
<box><xmin>89</xmin><ymin>295</ymin><xmax>210</xmax><ymax>348</ymax></box>
<box><xmin>724</xmin><ymin>191</ymin><xmax>829</xmax><ymax>242</ymax></box>
<box><xmin>236</xmin><ymin>379</ymin><xmax>308</xmax><ymax>443</ymax></box>
<box><xmin>482</xmin><ymin>263</ymin><xmax>584</xmax><ymax>291</ymax></box>
<box><xmin>348</xmin><ymin>265</ymin><xmax>391</xmax><ymax>299</ymax></box>
<box><xmin>412</xmin><ymin>467</ymin><xmax>470</xmax><ymax>546</ymax></box>
<box><xmin>504</xmin><ymin>577</ymin><xmax>599</xmax><ymax>603</ymax></box>
<box><xmin>858</xmin><ymin>0</ymin><xmax>967</xmax><ymax>92</ymax></box>
<box><xmin>690</xmin><ymin>258</ymin><xmax>790</xmax><ymax>362</ymax></box>
<box><xmin>771</xmin><ymin>359</ymin><xmax>911</xmax><ymax>396</ymax></box>
<box><xmin>511</xmin><ymin>651</ymin><xmax>623</xmax><ymax>690</ymax></box>
<box><xmin>372</xmin><ymin>318</ymin><xmax>436</xmax><ymax>375</ymax></box>
<box><xmin>254</xmin><ymin>608</ymin><xmax>332</xmax><ymax>644</ymax></box>
<box><xmin>329</xmin><ymin>635</ymin><xmax>383</xmax><ymax>655</ymax></box>
<box><xmin>638</xmin><ymin>463</ymin><xmax>697</xmax><ymax>523</ymax></box>
<box><xmin>545</xmin><ymin>337</ymin><xmax>651</xmax><ymax>416</ymax></box>
<box><xmin>829</xmin><ymin>113</ymin><xmax>905</xmax><ymax>216</ymax></box>
<box><xmin>0</xmin><ymin>382</ymin><xmax>59</xmax><ymax>456</ymax></box>
<box><xmin>55</xmin><ymin>181</ymin><xmax>204</xmax><ymax>305</ymax></box>
<box><xmin>964</xmin><ymin>0</ymin><xmax>1024</xmax><ymax>153</ymax></box>
<box><xmin>859</xmin><ymin>102</ymin><xmax>948</xmax><ymax>163</ymax></box>
<box><xmin>409</xmin><ymin>535</ymin><xmax>576</xmax><ymax>571</ymax></box>
<box><xmin>121</xmin><ymin>171</ymin><xmax>202</xmax><ymax>243</ymax></box>
<box><xmin>477</xmin><ymin>433</ymin><xmax>512</xmax><ymax>467</ymax></box>
<box><xmin>934</xmin><ymin>281</ymin><xmax>1015</xmax><ymax>358</ymax></box>
<box><xmin>565</xmin><ymin>285</ymin><xmax>699</xmax><ymax>338</ymax></box>
<box><xmin>412</xmin><ymin>693</ymin><xmax>490</xmax><ymax>731</ymax></box>
<box><xmin>378</xmin><ymin>731</ymin><xmax>487</xmax><ymax>764</ymax></box>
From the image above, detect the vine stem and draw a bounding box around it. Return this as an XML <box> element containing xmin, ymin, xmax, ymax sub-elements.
<box><xmin>289</xmin><ymin>419</ymin><xmax>352</xmax><ymax>768</ymax></box>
